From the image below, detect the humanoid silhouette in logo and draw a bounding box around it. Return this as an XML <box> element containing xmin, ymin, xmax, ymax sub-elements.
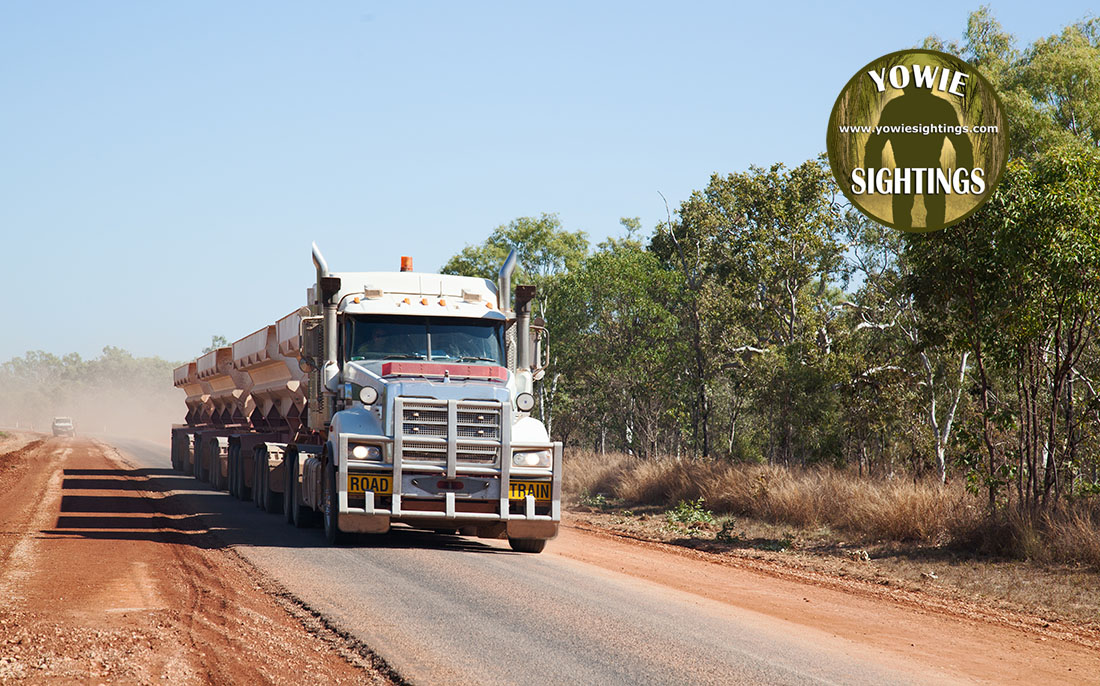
<box><xmin>863</xmin><ymin>86</ymin><xmax>973</xmax><ymax>230</ymax></box>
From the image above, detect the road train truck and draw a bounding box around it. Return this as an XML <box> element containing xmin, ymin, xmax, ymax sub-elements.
<box><xmin>170</xmin><ymin>244</ymin><xmax>561</xmax><ymax>552</ymax></box>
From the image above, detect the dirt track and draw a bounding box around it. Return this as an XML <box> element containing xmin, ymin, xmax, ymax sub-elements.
<box><xmin>0</xmin><ymin>434</ymin><xmax>387</xmax><ymax>685</ymax></box>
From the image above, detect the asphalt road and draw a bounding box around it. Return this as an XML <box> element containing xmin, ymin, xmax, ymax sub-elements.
<box><xmin>108</xmin><ymin>436</ymin><xmax>929</xmax><ymax>686</ymax></box>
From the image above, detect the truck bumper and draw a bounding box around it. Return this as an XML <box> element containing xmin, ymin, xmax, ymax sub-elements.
<box><xmin>335</xmin><ymin>433</ymin><xmax>562</xmax><ymax>539</ymax></box>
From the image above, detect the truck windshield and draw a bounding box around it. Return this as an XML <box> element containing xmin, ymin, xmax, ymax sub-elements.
<box><xmin>347</xmin><ymin>315</ymin><xmax>505</xmax><ymax>366</ymax></box>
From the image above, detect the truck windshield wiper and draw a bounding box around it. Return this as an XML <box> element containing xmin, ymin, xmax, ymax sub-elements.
<box><xmin>383</xmin><ymin>353</ymin><xmax>427</xmax><ymax>360</ymax></box>
<box><xmin>454</xmin><ymin>356</ymin><xmax>498</xmax><ymax>363</ymax></box>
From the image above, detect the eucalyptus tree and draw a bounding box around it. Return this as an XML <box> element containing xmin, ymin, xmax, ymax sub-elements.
<box><xmin>653</xmin><ymin>159</ymin><xmax>847</xmax><ymax>463</ymax></box>
<box><xmin>549</xmin><ymin>240</ymin><xmax>686</xmax><ymax>458</ymax></box>
<box><xmin>926</xmin><ymin>9</ymin><xmax>1100</xmax><ymax>158</ymax></box>
<box><xmin>442</xmin><ymin>213</ymin><xmax>590</xmax><ymax>434</ymax></box>
<box><xmin>841</xmin><ymin>213</ymin><xmax>970</xmax><ymax>483</ymax></box>
<box><xmin>907</xmin><ymin>147</ymin><xmax>1100</xmax><ymax>510</ymax></box>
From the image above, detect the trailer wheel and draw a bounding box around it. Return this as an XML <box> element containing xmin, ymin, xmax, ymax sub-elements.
<box><xmin>237</xmin><ymin>445</ymin><xmax>251</xmax><ymax>501</ymax></box>
<box><xmin>323</xmin><ymin>460</ymin><xmax>349</xmax><ymax>545</ymax></box>
<box><xmin>283</xmin><ymin>449</ymin><xmax>297</xmax><ymax>524</ymax></box>
<box><xmin>263</xmin><ymin>463</ymin><xmax>282</xmax><ymax>514</ymax></box>
<box><xmin>226</xmin><ymin>443</ymin><xmax>234</xmax><ymax>494</ymax></box>
<box><xmin>210</xmin><ymin>439</ymin><xmax>226</xmax><ymax>491</ymax></box>
<box><xmin>200</xmin><ymin>438</ymin><xmax>211</xmax><ymax>483</ymax></box>
<box><xmin>193</xmin><ymin>437</ymin><xmax>203</xmax><ymax>480</ymax></box>
<box><xmin>508</xmin><ymin>538</ymin><xmax>546</xmax><ymax>554</ymax></box>
<box><xmin>253</xmin><ymin>446</ymin><xmax>265</xmax><ymax>510</ymax></box>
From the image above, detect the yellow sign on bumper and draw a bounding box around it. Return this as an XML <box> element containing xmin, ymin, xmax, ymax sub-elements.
<box><xmin>348</xmin><ymin>474</ymin><xmax>393</xmax><ymax>495</ymax></box>
<box><xmin>508</xmin><ymin>480</ymin><xmax>551</xmax><ymax>501</ymax></box>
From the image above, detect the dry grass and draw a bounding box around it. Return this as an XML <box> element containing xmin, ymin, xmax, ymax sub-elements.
<box><xmin>564</xmin><ymin>449</ymin><xmax>1100</xmax><ymax>567</ymax></box>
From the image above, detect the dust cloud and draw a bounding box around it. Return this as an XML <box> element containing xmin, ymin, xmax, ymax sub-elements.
<box><xmin>3</xmin><ymin>385</ymin><xmax>182</xmax><ymax>444</ymax></box>
<box><xmin>0</xmin><ymin>349</ymin><xmax>184</xmax><ymax>444</ymax></box>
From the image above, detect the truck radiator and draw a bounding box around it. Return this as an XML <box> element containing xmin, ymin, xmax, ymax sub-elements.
<box><xmin>399</xmin><ymin>399</ymin><xmax>502</xmax><ymax>466</ymax></box>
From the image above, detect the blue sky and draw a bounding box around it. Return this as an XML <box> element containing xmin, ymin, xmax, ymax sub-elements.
<box><xmin>1</xmin><ymin>1</ymin><xmax>1094</xmax><ymax>363</ymax></box>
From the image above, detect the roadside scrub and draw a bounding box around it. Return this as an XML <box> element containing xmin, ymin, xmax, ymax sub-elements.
<box><xmin>564</xmin><ymin>450</ymin><xmax>1100</xmax><ymax>568</ymax></box>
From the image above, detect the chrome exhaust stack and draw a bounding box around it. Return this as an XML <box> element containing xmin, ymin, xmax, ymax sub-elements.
<box><xmin>497</xmin><ymin>248</ymin><xmax>517</xmax><ymax>314</ymax></box>
<box><xmin>311</xmin><ymin>242</ymin><xmax>341</xmax><ymax>426</ymax></box>
<box><xmin>515</xmin><ymin>285</ymin><xmax>536</xmax><ymax>371</ymax></box>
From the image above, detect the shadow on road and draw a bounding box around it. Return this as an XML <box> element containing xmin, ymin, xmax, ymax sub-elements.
<box><xmin>44</xmin><ymin>466</ymin><xmax>514</xmax><ymax>555</ymax></box>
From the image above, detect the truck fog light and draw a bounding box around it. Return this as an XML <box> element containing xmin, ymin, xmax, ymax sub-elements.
<box><xmin>359</xmin><ymin>386</ymin><xmax>379</xmax><ymax>405</ymax></box>
<box><xmin>512</xmin><ymin>449</ymin><xmax>551</xmax><ymax>468</ymax></box>
<box><xmin>516</xmin><ymin>392</ymin><xmax>535</xmax><ymax>412</ymax></box>
<box><xmin>352</xmin><ymin>444</ymin><xmax>382</xmax><ymax>460</ymax></box>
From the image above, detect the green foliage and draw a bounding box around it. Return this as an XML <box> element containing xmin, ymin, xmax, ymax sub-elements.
<box><xmin>927</xmin><ymin>9</ymin><xmax>1100</xmax><ymax>158</ymax></box>
<box><xmin>550</xmin><ymin>241</ymin><xmax>686</xmax><ymax>455</ymax></box>
<box><xmin>716</xmin><ymin>521</ymin><xmax>794</xmax><ymax>551</ymax></box>
<box><xmin>578</xmin><ymin>492</ymin><xmax>614</xmax><ymax>511</ymax></box>
<box><xmin>908</xmin><ymin>146</ymin><xmax>1100</xmax><ymax>509</ymax></box>
<box><xmin>441</xmin><ymin>213</ymin><xmax>589</xmax><ymax>315</ymax></box>
<box><xmin>666</xmin><ymin>497</ymin><xmax>715</xmax><ymax>526</ymax></box>
<box><xmin>650</xmin><ymin>157</ymin><xmax>847</xmax><ymax>462</ymax></box>
<box><xmin>434</xmin><ymin>10</ymin><xmax>1100</xmax><ymax>519</ymax></box>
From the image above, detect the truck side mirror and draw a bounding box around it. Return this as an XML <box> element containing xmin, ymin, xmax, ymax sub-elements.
<box><xmin>298</xmin><ymin>315</ymin><xmax>324</xmax><ymax>375</ymax></box>
<box><xmin>530</xmin><ymin>323</ymin><xmax>548</xmax><ymax>380</ymax></box>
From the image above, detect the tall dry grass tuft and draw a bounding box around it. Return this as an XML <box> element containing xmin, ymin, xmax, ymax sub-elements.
<box><xmin>563</xmin><ymin>450</ymin><xmax>1100</xmax><ymax>563</ymax></box>
<box><xmin>954</xmin><ymin>501</ymin><xmax>1100</xmax><ymax>567</ymax></box>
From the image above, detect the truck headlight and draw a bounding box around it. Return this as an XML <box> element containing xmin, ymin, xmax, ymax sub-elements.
<box><xmin>512</xmin><ymin>449</ymin><xmax>552</xmax><ymax>468</ymax></box>
<box><xmin>359</xmin><ymin>386</ymin><xmax>379</xmax><ymax>405</ymax></box>
<box><xmin>515</xmin><ymin>392</ymin><xmax>535</xmax><ymax>412</ymax></box>
<box><xmin>351</xmin><ymin>444</ymin><xmax>382</xmax><ymax>461</ymax></box>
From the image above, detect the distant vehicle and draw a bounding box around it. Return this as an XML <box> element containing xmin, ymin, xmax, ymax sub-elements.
<box><xmin>52</xmin><ymin>417</ymin><xmax>75</xmax><ymax>437</ymax></box>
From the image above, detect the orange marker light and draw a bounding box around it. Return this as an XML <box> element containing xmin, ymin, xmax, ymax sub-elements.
<box><xmin>438</xmin><ymin>299</ymin><xmax>446</xmax><ymax>306</ymax></box>
<box><xmin>420</xmin><ymin>298</ymin><xmax>429</xmax><ymax>305</ymax></box>
<box><xmin>403</xmin><ymin>297</ymin><xmax>411</xmax><ymax>304</ymax></box>
<box><xmin>400</xmin><ymin>256</ymin><xmax>413</xmax><ymax>272</ymax></box>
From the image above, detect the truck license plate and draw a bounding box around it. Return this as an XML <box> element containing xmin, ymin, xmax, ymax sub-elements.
<box><xmin>508</xmin><ymin>481</ymin><xmax>551</xmax><ymax>501</ymax></box>
<box><xmin>348</xmin><ymin>474</ymin><xmax>393</xmax><ymax>495</ymax></box>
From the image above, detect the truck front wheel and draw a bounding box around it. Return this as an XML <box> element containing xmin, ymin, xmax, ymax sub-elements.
<box><xmin>508</xmin><ymin>538</ymin><xmax>546</xmax><ymax>554</ymax></box>
<box><xmin>323</xmin><ymin>461</ymin><xmax>349</xmax><ymax>545</ymax></box>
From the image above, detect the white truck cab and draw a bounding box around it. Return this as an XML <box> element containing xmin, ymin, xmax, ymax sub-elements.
<box><xmin>294</xmin><ymin>245</ymin><xmax>560</xmax><ymax>551</ymax></box>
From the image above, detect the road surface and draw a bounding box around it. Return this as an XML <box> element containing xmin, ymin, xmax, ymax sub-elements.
<box><xmin>95</xmin><ymin>435</ymin><xmax>1096</xmax><ymax>686</ymax></box>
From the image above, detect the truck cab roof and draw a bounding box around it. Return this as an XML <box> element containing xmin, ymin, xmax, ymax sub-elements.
<box><xmin>315</xmin><ymin>271</ymin><xmax>506</xmax><ymax>320</ymax></box>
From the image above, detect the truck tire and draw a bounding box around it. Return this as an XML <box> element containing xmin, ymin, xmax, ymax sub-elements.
<box><xmin>193</xmin><ymin>438</ymin><xmax>203</xmax><ymax>481</ymax></box>
<box><xmin>291</xmin><ymin>449</ymin><xmax>317</xmax><ymax>528</ymax></box>
<box><xmin>263</xmin><ymin>462</ymin><xmax>281</xmax><ymax>514</ymax></box>
<box><xmin>227</xmin><ymin>443</ymin><xmax>237</xmax><ymax>497</ymax></box>
<box><xmin>258</xmin><ymin>459</ymin><xmax>268</xmax><ymax>512</ymax></box>
<box><xmin>283</xmin><ymin>449</ymin><xmax>297</xmax><ymax>524</ymax></box>
<box><xmin>253</xmin><ymin>446</ymin><xmax>265</xmax><ymax>510</ymax></box>
<box><xmin>210</xmin><ymin>439</ymin><xmax>226</xmax><ymax>491</ymax></box>
<box><xmin>508</xmin><ymin>538</ymin><xmax>546</xmax><ymax>554</ymax></box>
<box><xmin>322</xmin><ymin>461</ymin><xmax>349</xmax><ymax>545</ymax></box>
<box><xmin>237</xmin><ymin>446</ymin><xmax>251</xmax><ymax>502</ymax></box>
<box><xmin>198</xmin><ymin>439</ymin><xmax>210</xmax><ymax>483</ymax></box>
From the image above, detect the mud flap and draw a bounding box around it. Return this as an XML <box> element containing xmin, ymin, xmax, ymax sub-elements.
<box><xmin>506</xmin><ymin>521</ymin><xmax>559</xmax><ymax>540</ymax></box>
<box><xmin>339</xmin><ymin>513</ymin><xmax>391</xmax><ymax>534</ymax></box>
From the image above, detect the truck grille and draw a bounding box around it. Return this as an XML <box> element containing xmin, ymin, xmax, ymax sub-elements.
<box><xmin>399</xmin><ymin>399</ymin><xmax>502</xmax><ymax>465</ymax></box>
